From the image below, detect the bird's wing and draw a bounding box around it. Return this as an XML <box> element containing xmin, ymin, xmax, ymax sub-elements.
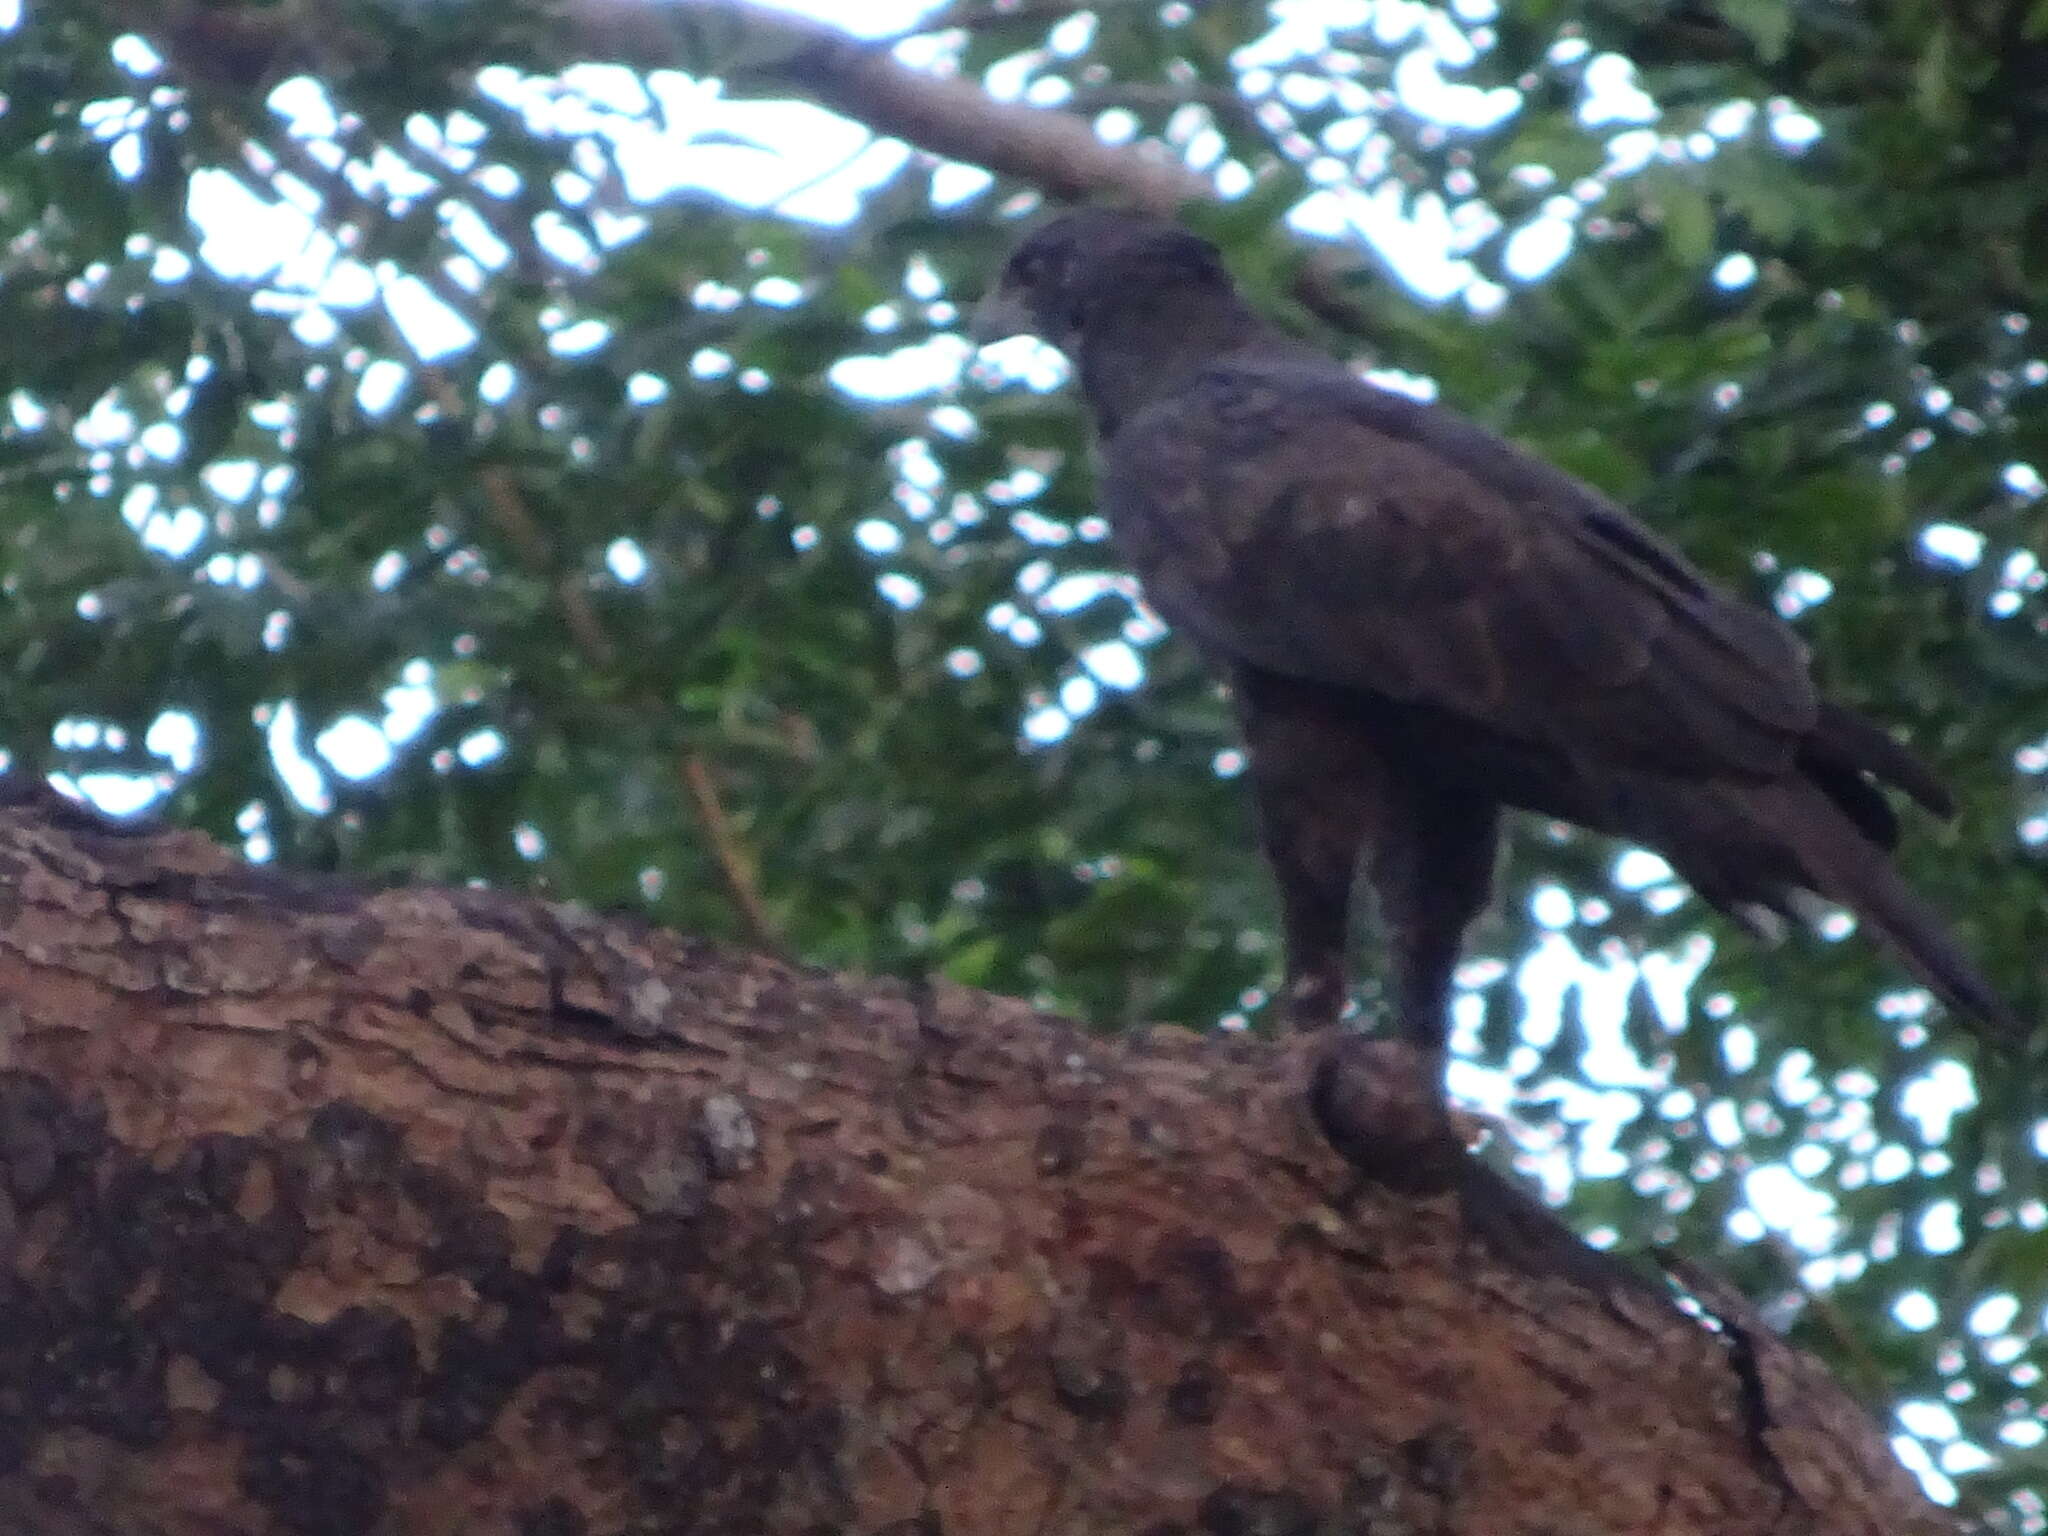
<box><xmin>1102</xmin><ymin>358</ymin><xmax>1819</xmax><ymax>780</ymax></box>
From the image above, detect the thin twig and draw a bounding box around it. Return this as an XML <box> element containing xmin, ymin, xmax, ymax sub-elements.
<box><xmin>680</xmin><ymin>752</ymin><xmax>779</xmax><ymax>950</ymax></box>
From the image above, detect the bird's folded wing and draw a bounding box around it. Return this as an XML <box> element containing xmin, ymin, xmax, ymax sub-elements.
<box><xmin>1103</xmin><ymin>361</ymin><xmax>1819</xmax><ymax>782</ymax></box>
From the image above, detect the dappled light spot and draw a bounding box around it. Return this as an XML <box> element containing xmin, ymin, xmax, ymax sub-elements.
<box><xmin>930</xmin><ymin>162</ymin><xmax>992</xmax><ymax>207</ymax></box>
<box><xmin>356</xmin><ymin>359</ymin><xmax>409</xmax><ymax>416</ymax></box>
<box><xmin>1768</xmin><ymin>101</ymin><xmax>1824</xmax><ymax>149</ymax></box>
<box><xmin>203</xmin><ymin>460</ymin><xmax>260</xmax><ymax>502</ymax></box>
<box><xmin>76</xmin><ymin>393</ymin><xmax>137</xmax><ymax>449</ymax></box>
<box><xmin>1021</xmin><ymin>704</ymin><xmax>1068</xmax><ymax>745</ymax></box>
<box><xmin>382</xmin><ymin>663</ymin><xmax>438</xmax><ymax>745</ymax></box>
<box><xmin>548</xmin><ymin>317</ymin><xmax>611</xmax><ymax>355</ymax></box>
<box><xmin>315</xmin><ymin>716</ymin><xmax>394</xmax><ymax>782</ymax></box>
<box><xmin>1528</xmin><ymin>884</ymin><xmax>1575</xmax><ymax>929</ymax></box>
<box><xmin>1742</xmin><ymin>1162</ymin><xmax>1838</xmax><ymax>1252</ymax></box>
<box><xmin>265</xmin><ymin>703</ymin><xmax>331</xmax><ymax>814</ymax></box>
<box><xmin>875</xmin><ymin>572</ymin><xmax>922</xmax><ymax>609</ymax></box>
<box><xmin>53</xmin><ymin>718</ymin><xmax>117</xmax><ymax>751</ymax></box>
<box><xmin>142</xmin><ymin>506</ymin><xmax>207</xmax><ymax>558</ymax></box>
<box><xmin>1605</xmin><ymin>126</ymin><xmax>1659</xmax><ymax>174</ymax></box>
<box><xmin>1039</xmin><ymin>572</ymin><xmax>1114</xmax><ymax>612</ymax></box>
<box><xmin>138</xmin><ymin>421</ymin><xmax>182</xmax><ymax>460</ymax></box>
<box><xmin>1872</xmin><ymin>1142</ymin><xmax>1914</xmax><ymax>1181</ymax></box>
<box><xmin>381</xmin><ymin>271</ymin><xmax>475</xmax><ymax>359</ymax></box>
<box><xmin>829</xmin><ymin>334</ymin><xmax>970</xmax><ymax>401</ymax></box>
<box><xmin>202</xmin><ymin>552</ymin><xmax>264</xmax><ymax>590</ymax></box>
<box><xmin>1901</xmin><ymin>1400</ymin><xmax>1963</xmax><ymax>1445</ymax></box>
<box><xmin>1080</xmin><ymin>641</ymin><xmax>1143</xmax><ymax>691</ymax></box>
<box><xmin>605</xmin><ymin>538</ymin><xmax>648</xmax><ymax>583</ymax></box>
<box><xmin>1293</xmin><ymin>183</ymin><xmax>1479</xmax><ymax>303</ymax></box>
<box><xmin>1774</xmin><ymin>567</ymin><xmax>1834</xmax><ymax>619</ymax></box>
<box><xmin>970</xmin><ymin>334</ymin><xmax>1068</xmax><ymax>392</ymax></box>
<box><xmin>146</xmin><ymin>712</ymin><xmax>200</xmax><ymax>773</ymax></box>
<box><xmin>1919</xmin><ymin>522</ymin><xmax>1986</xmax><ymax>569</ymax></box>
<box><xmin>1891</xmin><ymin>1439</ymin><xmax>1958</xmax><ymax>1507</ymax></box>
<box><xmin>58</xmin><ymin>771</ymin><xmax>164</xmax><ymax>818</ymax></box>
<box><xmin>1773</xmin><ymin>1049</ymin><xmax>1820</xmax><ymax>1106</ymax></box>
<box><xmin>1579</xmin><ymin>54</ymin><xmax>1658</xmax><ymax>126</ymax></box>
<box><xmin>1899</xmin><ymin>1060</ymin><xmax>1978</xmax><ymax>1143</ymax></box>
<box><xmin>1705</xmin><ymin>99</ymin><xmax>1755</xmax><ymax>138</ymax></box>
<box><xmin>854</xmin><ymin>518</ymin><xmax>901</xmax><ymax>555</ymax></box>
<box><xmin>1703</xmin><ymin>1099</ymin><xmax>1741</xmax><ymax>1147</ymax></box>
<box><xmin>457</xmin><ymin>728</ymin><xmax>505</xmax><ymax>767</ymax></box>
<box><xmin>1012</xmin><ymin>510</ymin><xmax>1072</xmax><ymax>546</ymax></box>
<box><xmin>532</xmin><ymin>209</ymin><xmax>599</xmax><ymax>269</ymax></box>
<box><xmin>987</xmin><ymin>465</ymin><xmax>1048</xmax><ymax>504</ymax></box>
<box><xmin>1362</xmin><ymin>367</ymin><xmax>1438</xmax><ymax>402</ymax></box>
<box><xmin>479</xmin><ymin>361</ymin><xmax>517</xmax><ymax>402</ymax></box>
<box><xmin>1968</xmin><ymin>1293</ymin><xmax>2020</xmax><ymax>1336</ymax></box>
<box><xmin>1919</xmin><ymin>1199</ymin><xmax>1964</xmax><ymax>1254</ymax></box>
<box><xmin>9</xmin><ymin>390</ymin><xmax>49</xmax><ymax>431</ymax></box>
<box><xmin>1611</xmin><ymin>848</ymin><xmax>1672</xmax><ymax>888</ymax></box>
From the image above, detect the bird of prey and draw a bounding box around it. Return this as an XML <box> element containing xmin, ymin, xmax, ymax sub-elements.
<box><xmin>972</xmin><ymin>208</ymin><xmax>2016</xmax><ymax>1064</ymax></box>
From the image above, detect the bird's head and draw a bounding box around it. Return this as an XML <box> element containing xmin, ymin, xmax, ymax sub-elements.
<box><xmin>970</xmin><ymin>209</ymin><xmax>1231</xmax><ymax>354</ymax></box>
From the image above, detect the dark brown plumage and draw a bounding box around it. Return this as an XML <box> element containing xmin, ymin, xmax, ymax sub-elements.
<box><xmin>974</xmin><ymin>209</ymin><xmax>2017</xmax><ymax>1051</ymax></box>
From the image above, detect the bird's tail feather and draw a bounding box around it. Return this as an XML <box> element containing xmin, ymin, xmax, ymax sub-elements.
<box><xmin>1757</xmin><ymin>783</ymin><xmax>2020</xmax><ymax>1043</ymax></box>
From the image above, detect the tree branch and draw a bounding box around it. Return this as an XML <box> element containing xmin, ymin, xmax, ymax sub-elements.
<box><xmin>141</xmin><ymin>0</ymin><xmax>1218</xmax><ymax>214</ymax></box>
<box><xmin>0</xmin><ymin>788</ymin><xmax>1958</xmax><ymax>1535</ymax></box>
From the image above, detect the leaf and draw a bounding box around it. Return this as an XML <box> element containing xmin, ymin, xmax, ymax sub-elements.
<box><xmin>1717</xmin><ymin>0</ymin><xmax>1795</xmax><ymax>63</ymax></box>
<box><xmin>1914</xmin><ymin>24</ymin><xmax>1955</xmax><ymax>126</ymax></box>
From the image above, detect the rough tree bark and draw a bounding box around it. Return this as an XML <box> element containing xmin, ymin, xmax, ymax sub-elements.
<box><xmin>0</xmin><ymin>788</ymin><xmax>1952</xmax><ymax>1534</ymax></box>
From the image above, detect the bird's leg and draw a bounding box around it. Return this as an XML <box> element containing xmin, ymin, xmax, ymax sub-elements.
<box><xmin>1366</xmin><ymin>787</ymin><xmax>1500</xmax><ymax>1070</ymax></box>
<box><xmin>1232</xmin><ymin>669</ymin><xmax>1384</xmax><ymax>1033</ymax></box>
<box><xmin>1268</xmin><ymin>820</ymin><xmax>1368</xmax><ymax>1032</ymax></box>
<box><xmin>1310</xmin><ymin>784</ymin><xmax>1498</xmax><ymax>1191</ymax></box>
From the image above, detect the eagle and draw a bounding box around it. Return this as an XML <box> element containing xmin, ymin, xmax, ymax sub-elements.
<box><xmin>971</xmin><ymin>208</ymin><xmax>2015</xmax><ymax>1064</ymax></box>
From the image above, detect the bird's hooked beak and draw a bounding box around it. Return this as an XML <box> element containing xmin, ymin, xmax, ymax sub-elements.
<box><xmin>967</xmin><ymin>285</ymin><xmax>1037</xmax><ymax>344</ymax></box>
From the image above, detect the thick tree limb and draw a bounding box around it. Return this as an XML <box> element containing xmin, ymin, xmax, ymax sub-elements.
<box><xmin>0</xmin><ymin>789</ymin><xmax>1952</xmax><ymax>1533</ymax></box>
<box><xmin>136</xmin><ymin>0</ymin><xmax>1216</xmax><ymax>213</ymax></box>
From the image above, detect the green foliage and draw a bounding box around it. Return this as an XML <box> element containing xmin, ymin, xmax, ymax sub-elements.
<box><xmin>6</xmin><ymin>0</ymin><xmax>2048</xmax><ymax>1521</ymax></box>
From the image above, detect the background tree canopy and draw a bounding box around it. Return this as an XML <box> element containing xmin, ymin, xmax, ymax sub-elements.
<box><xmin>7</xmin><ymin>0</ymin><xmax>2046</xmax><ymax>1522</ymax></box>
